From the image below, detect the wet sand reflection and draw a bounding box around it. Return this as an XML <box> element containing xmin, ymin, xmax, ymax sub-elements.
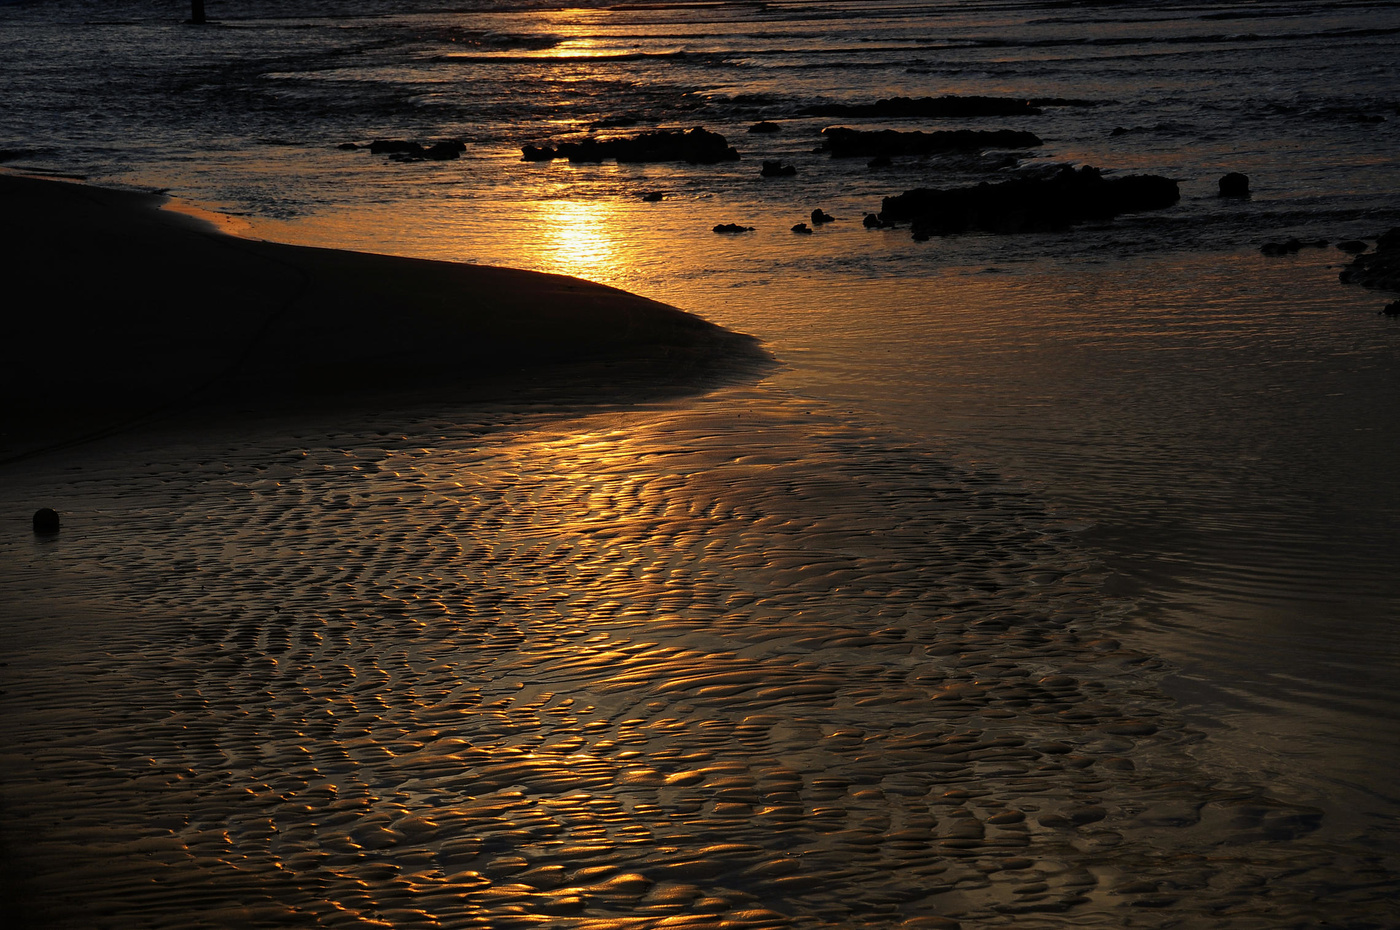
<box><xmin>0</xmin><ymin>391</ymin><xmax>1391</xmax><ymax>928</ymax></box>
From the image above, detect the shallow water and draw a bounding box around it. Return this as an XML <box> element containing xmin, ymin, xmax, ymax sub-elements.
<box><xmin>3</xmin><ymin>392</ymin><xmax>1395</xmax><ymax>927</ymax></box>
<box><xmin>3</xmin><ymin>0</ymin><xmax>1400</xmax><ymax>924</ymax></box>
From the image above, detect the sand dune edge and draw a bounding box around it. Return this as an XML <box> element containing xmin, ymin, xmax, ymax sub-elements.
<box><xmin>1</xmin><ymin>172</ymin><xmax>769</xmax><ymax>435</ymax></box>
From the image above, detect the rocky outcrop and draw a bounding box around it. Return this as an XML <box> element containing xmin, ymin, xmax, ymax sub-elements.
<box><xmin>713</xmin><ymin>223</ymin><xmax>755</xmax><ymax>234</ymax></box>
<box><xmin>748</xmin><ymin>121</ymin><xmax>781</xmax><ymax>133</ymax></box>
<box><xmin>1339</xmin><ymin>228</ymin><xmax>1400</xmax><ymax>291</ymax></box>
<box><xmin>522</xmin><ymin>128</ymin><xmax>740</xmax><ymax>165</ymax></box>
<box><xmin>811</xmin><ymin>209</ymin><xmax>835</xmax><ymax>225</ymax></box>
<box><xmin>877</xmin><ymin>165</ymin><xmax>1180</xmax><ymax>237</ymax></box>
<box><xmin>368</xmin><ymin>139</ymin><xmax>465</xmax><ymax>161</ymax></box>
<box><xmin>820</xmin><ymin>127</ymin><xmax>1042</xmax><ymax>159</ymax></box>
<box><xmin>760</xmin><ymin>160</ymin><xmax>797</xmax><ymax>177</ymax></box>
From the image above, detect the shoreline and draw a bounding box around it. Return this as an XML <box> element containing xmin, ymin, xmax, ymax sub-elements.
<box><xmin>0</xmin><ymin>172</ymin><xmax>769</xmax><ymax>459</ymax></box>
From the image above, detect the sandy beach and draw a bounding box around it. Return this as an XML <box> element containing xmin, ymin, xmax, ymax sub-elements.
<box><xmin>5</xmin><ymin>1</ymin><xmax>1399</xmax><ymax>923</ymax></box>
<box><xmin>3</xmin><ymin>178</ymin><xmax>1397</xmax><ymax>928</ymax></box>
<box><xmin>0</xmin><ymin>173</ymin><xmax>766</xmax><ymax>459</ymax></box>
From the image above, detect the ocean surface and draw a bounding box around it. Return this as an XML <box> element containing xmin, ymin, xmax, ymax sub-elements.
<box><xmin>3</xmin><ymin>0</ymin><xmax>1399</xmax><ymax>927</ymax></box>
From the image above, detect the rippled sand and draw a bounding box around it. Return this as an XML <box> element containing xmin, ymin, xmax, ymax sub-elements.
<box><xmin>1</xmin><ymin>389</ymin><xmax>1393</xmax><ymax>928</ymax></box>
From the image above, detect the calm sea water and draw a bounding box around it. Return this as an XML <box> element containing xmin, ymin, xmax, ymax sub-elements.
<box><xmin>3</xmin><ymin>0</ymin><xmax>1400</xmax><ymax>924</ymax></box>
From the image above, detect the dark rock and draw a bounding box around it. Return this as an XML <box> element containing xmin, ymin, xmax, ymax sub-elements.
<box><xmin>811</xmin><ymin>209</ymin><xmax>835</xmax><ymax>225</ymax></box>
<box><xmin>1340</xmin><ymin>227</ymin><xmax>1400</xmax><ymax>290</ymax></box>
<box><xmin>748</xmin><ymin>121</ymin><xmax>781</xmax><ymax>134</ymax></box>
<box><xmin>867</xmin><ymin>155</ymin><xmax>892</xmax><ymax>169</ymax></box>
<box><xmin>791</xmin><ymin>222</ymin><xmax>813</xmax><ymax>235</ymax></box>
<box><xmin>337</xmin><ymin>142</ymin><xmax>360</xmax><ymax>150</ymax></box>
<box><xmin>369</xmin><ymin>139</ymin><xmax>424</xmax><ymax>155</ymax></box>
<box><xmin>641</xmin><ymin>191</ymin><xmax>665</xmax><ymax>202</ymax></box>
<box><xmin>32</xmin><ymin>508</ymin><xmax>59</xmax><ymax>535</ymax></box>
<box><xmin>1337</xmin><ymin>239</ymin><xmax>1369</xmax><ymax>254</ymax></box>
<box><xmin>1218</xmin><ymin>172</ymin><xmax>1250</xmax><ymax>197</ymax></box>
<box><xmin>1261</xmin><ymin>238</ymin><xmax>1328</xmax><ymax>256</ymax></box>
<box><xmin>820</xmin><ymin>127</ymin><xmax>1042</xmax><ymax>159</ymax></box>
<box><xmin>879</xmin><ymin>165</ymin><xmax>1180</xmax><ymax>237</ymax></box>
<box><xmin>804</xmin><ymin>95</ymin><xmax>1045</xmax><ymax>119</ymax></box>
<box><xmin>423</xmin><ymin>140</ymin><xmax>465</xmax><ymax>161</ymax></box>
<box><xmin>521</xmin><ymin>127</ymin><xmax>740</xmax><ymax>165</ymax></box>
<box><xmin>713</xmin><ymin>223</ymin><xmax>755</xmax><ymax>233</ymax></box>
<box><xmin>863</xmin><ymin>212</ymin><xmax>892</xmax><ymax>229</ymax></box>
<box><xmin>760</xmin><ymin>160</ymin><xmax>797</xmax><ymax>178</ymax></box>
<box><xmin>1383</xmin><ymin>300</ymin><xmax>1400</xmax><ymax>317</ymax></box>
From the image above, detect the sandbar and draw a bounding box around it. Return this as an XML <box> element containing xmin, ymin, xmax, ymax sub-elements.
<box><xmin>0</xmin><ymin>173</ymin><xmax>767</xmax><ymax>454</ymax></box>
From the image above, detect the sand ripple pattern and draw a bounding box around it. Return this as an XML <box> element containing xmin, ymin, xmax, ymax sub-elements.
<box><xmin>1</xmin><ymin>392</ymin><xmax>1393</xmax><ymax>928</ymax></box>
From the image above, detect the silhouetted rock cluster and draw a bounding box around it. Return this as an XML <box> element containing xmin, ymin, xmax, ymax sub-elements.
<box><xmin>522</xmin><ymin>128</ymin><xmax>740</xmax><ymax>165</ymax></box>
<box><xmin>760</xmin><ymin>160</ymin><xmax>797</xmax><ymax>177</ymax></box>
<box><xmin>877</xmin><ymin>165</ymin><xmax>1180</xmax><ymax>238</ymax></box>
<box><xmin>713</xmin><ymin>223</ymin><xmax>755</xmax><ymax>234</ymax></box>
<box><xmin>802</xmin><ymin>95</ymin><xmax>1096</xmax><ymax>119</ymax></box>
<box><xmin>1340</xmin><ymin>228</ymin><xmax>1400</xmax><ymax>291</ymax></box>
<box><xmin>1260</xmin><ymin>238</ymin><xmax>1329</xmax><ymax>256</ymax></box>
<box><xmin>748</xmin><ymin>121</ymin><xmax>781</xmax><ymax>134</ymax></box>
<box><xmin>819</xmin><ymin>127</ymin><xmax>1043</xmax><ymax>159</ymax></box>
<box><xmin>367</xmin><ymin>139</ymin><xmax>465</xmax><ymax>161</ymax></box>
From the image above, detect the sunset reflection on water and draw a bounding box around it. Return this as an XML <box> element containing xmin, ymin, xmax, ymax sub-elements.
<box><xmin>529</xmin><ymin>197</ymin><xmax>625</xmax><ymax>283</ymax></box>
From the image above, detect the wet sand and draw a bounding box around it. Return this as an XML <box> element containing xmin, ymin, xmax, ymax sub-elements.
<box><xmin>3</xmin><ymin>390</ymin><xmax>1396</xmax><ymax>928</ymax></box>
<box><xmin>1</xmin><ymin>180</ymin><xmax>1397</xmax><ymax>928</ymax></box>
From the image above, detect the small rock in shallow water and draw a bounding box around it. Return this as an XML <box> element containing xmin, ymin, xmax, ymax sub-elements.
<box><xmin>791</xmin><ymin>222</ymin><xmax>812</xmax><ymax>234</ymax></box>
<box><xmin>713</xmin><ymin>223</ymin><xmax>755</xmax><ymax>233</ymax></box>
<box><xmin>1382</xmin><ymin>300</ymin><xmax>1400</xmax><ymax>317</ymax></box>
<box><xmin>422</xmin><ymin>140</ymin><xmax>465</xmax><ymax>161</ymax></box>
<box><xmin>811</xmin><ymin>208</ymin><xmax>835</xmax><ymax>224</ymax></box>
<box><xmin>760</xmin><ymin>160</ymin><xmax>797</xmax><ymax>178</ymax></box>
<box><xmin>1218</xmin><ymin>172</ymin><xmax>1250</xmax><ymax>197</ymax></box>
<box><xmin>1337</xmin><ymin>239</ymin><xmax>1368</xmax><ymax>254</ymax></box>
<box><xmin>32</xmin><ymin>508</ymin><xmax>59</xmax><ymax>534</ymax></box>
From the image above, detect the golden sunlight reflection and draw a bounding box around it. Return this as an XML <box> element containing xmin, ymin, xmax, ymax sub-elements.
<box><xmin>527</xmin><ymin>197</ymin><xmax>628</xmax><ymax>283</ymax></box>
